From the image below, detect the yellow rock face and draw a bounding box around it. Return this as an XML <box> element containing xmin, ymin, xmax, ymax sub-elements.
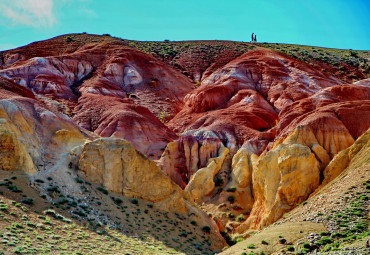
<box><xmin>238</xmin><ymin>143</ymin><xmax>320</xmax><ymax>232</ymax></box>
<box><xmin>283</xmin><ymin>124</ymin><xmax>354</xmax><ymax>170</ymax></box>
<box><xmin>185</xmin><ymin>146</ymin><xmax>230</xmax><ymax>203</ymax></box>
<box><xmin>226</xmin><ymin>147</ymin><xmax>258</xmax><ymax>212</ymax></box>
<box><xmin>78</xmin><ymin>138</ymin><xmax>192</xmax><ymax>213</ymax></box>
<box><xmin>0</xmin><ymin>99</ymin><xmax>89</xmax><ymax>174</ymax></box>
<box><xmin>0</xmin><ymin>119</ymin><xmax>37</xmax><ymax>174</ymax></box>
<box><xmin>322</xmin><ymin>128</ymin><xmax>370</xmax><ymax>186</ymax></box>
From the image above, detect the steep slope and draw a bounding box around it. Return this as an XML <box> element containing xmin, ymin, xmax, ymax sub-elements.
<box><xmin>221</xmin><ymin>129</ymin><xmax>370</xmax><ymax>254</ymax></box>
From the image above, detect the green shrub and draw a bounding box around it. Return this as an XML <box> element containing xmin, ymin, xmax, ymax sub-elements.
<box><xmin>214</xmin><ymin>176</ymin><xmax>223</xmax><ymax>186</ymax></box>
<box><xmin>236</xmin><ymin>237</ymin><xmax>244</xmax><ymax>243</ymax></box>
<box><xmin>247</xmin><ymin>244</ymin><xmax>255</xmax><ymax>249</ymax></box>
<box><xmin>226</xmin><ymin>187</ymin><xmax>237</xmax><ymax>192</ymax></box>
<box><xmin>319</xmin><ymin>236</ymin><xmax>332</xmax><ymax>245</ymax></box>
<box><xmin>302</xmin><ymin>242</ymin><xmax>311</xmax><ymax>249</ymax></box>
<box><xmin>201</xmin><ymin>226</ymin><xmax>211</xmax><ymax>233</ymax></box>
<box><xmin>261</xmin><ymin>240</ymin><xmax>268</xmax><ymax>245</ymax></box>
<box><xmin>75</xmin><ymin>178</ymin><xmax>83</xmax><ymax>184</ymax></box>
<box><xmin>236</xmin><ymin>214</ymin><xmax>245</xmax><ymax>222</ymax></box>
<box><xmin>111</xmin><ymin>197</ymin><xmax>123</xmax><ymax>204</ymax></box>
<box><xmin>8</xmin><ymin>185</ymin><xmax>22</xmax><ymax>192</ymax></box>
<box><xmin>21</xmin><ymin>198</ymin><xmax>34</xmax><ymax>205</ymax></box>
<box><xmin>299</xmin><ymin>248</ymin><xmax>310</xmax><ymax>254</ymax></box>
<box><xmin>96</xmin><ymin>187</ymin><xmax>108</xmax><ymax>195</ymax></box>
<box><xmin>287</xmin><ymin>246</ymin><xmax>294</xmax><ymax>251</ymax></box>
<box><xmin>130</xmin><ymin>198</ymin><xmax>138</xmax><ymax>205</ymax></box>
<box><xmin>332</xmin><ymin>232</ymin><xmax>346</xmax><ymax>238</ymax></box>
<box><xmin>227</xmin><ymin>195</ymin><xmax>235</xmax><ymax>203</ymax></box>
<box><xmin>228</xmin><ymin>213</ymin><xmax>235</xmax><ymax>218</ymax></box>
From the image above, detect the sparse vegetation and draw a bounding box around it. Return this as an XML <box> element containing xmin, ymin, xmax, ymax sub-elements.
<box><xmin>247</xmin><ymin>243</ymin><xmax>255</xmax><ymax>249</ymax></box>
<box><xmin>96</xmin><ymin>186</ymin><xmax>108</xmax><ymax>195</ymax></box>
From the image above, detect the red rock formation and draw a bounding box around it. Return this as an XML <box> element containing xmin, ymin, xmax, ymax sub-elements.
<box><xmin>0</xmin><ymin>35</ymin><xmax>194</xmax><ymax>157</ymax></box>
<box><xmin>73</xmin><ymin>94</ymin><xmax>178</xmax><ymax>158</ymax></box>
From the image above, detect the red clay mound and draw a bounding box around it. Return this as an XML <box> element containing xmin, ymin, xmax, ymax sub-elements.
<box><xmin>276</xmin><ymin>84</ymin><xmax>370</xmax><ymax>142</ymax></box>
<box><xmin>169</xmin><ymin>49</ymin><xmax>342</xmax><ymax>137</ymax></box>
<box><xmin>0</xmin><ymin>35</ymin><xmax>194</xmax><ymax>157</ymax></box>
<box><xmin>0</xmin><ymin>76</ymin><xmax>35</xmax><ymax>100</ymax></box>
<box><xmin>73</xmin><ymin>94</ymin><xmax>178</xmax><ymax>158</ymax></box>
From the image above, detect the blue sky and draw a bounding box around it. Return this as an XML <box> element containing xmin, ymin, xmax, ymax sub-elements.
<box><xmin>0</xmin><ymin>0</ymin><xmax>369</xmax><ymax>51</ymax></box>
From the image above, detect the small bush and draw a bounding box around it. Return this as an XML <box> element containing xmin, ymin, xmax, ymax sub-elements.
<box><xmin>332</xmin><ymin>232</ymin><xmax>346</xmax><ymax>238</ymax></box>
<box><xmin>66</xmin><ymin>36</ymin><xmax>73</xmax><ymax>42</ymax></box>
<box><xmin>201</xmin><ymin>226</ymin><xmax>211</xmax><ymax>233</ymax></box>
<box><xmin>236</xmin><ymin>214</ymin><xmax>245</xmax><ymax>222</ymax></box>
<box><xmin>319</xmin><ymin>231</ymin><xmax>330</xmax><ymax>236</ymax></box>
<box><xmin>96</xmin><ymin>187</ymin><xmax>108</xmax><ymax>195</ymax></box>
<box><xmin>302</xmin><ymin>242</ymin><xmax>311</xmax><ymax>249</ymax></box>
<box><xmin>214</xmin><ymin>176</ymin><xmax>223</xmax><ymax>186</ymax></box>
<box><xmin>299</xmin><ymin>248</ymin><xmax>310</xmax><ymax>254</ymax></box>
<box><xmin>75</xmin><ymin>178</ymin><xmax>83</xmax><ymax>184</ymax></box>
<box><xmin>235</xmin><ymin>237</ymin><xmax>243</xmax><ymax>243</ymax></box>
<box><xmin>111</xmin><ymin>197</ymin><xmax>123</xmax><ymax>204</ymax></box>
<box><xmin>8</xmin><ymin>185</ymin><xmax>22</xmax><ymax>193</ymax></box>
<box><xmin>21</xmin><ymin>198</ymin><xmax>34</xmax><ymax>205</ymax></box>
<box><xmin>226</xmin><ymin>187</ymin><xmax>237</xmax><ymax>192</ymax></box>
<box><xmin>227</xmin><ymin>195</ymin><xmax>235</xmax><ymax>203</ymax></box>
<box><xmin>287</xmin><ymin>246</ymin><xmax>294</xmax><ymax>251</ymax></box>
<box><xmin>319</xmin><ymin>236</ymin><xmax>332</xmax><ymax>245</ymax></box>
<box><xmin>247</xmin><ymin>243</ymin><xmax>255</xmax><ymax>249</ymax></box>
<box><xmin>129</xmin><ymin>198</ymin><xmax>138</xmax><ymax>205</ymax></box>
<box><xmin>261</xmin><ymin>240</ymin><xmax>268</xmax><ymax>245</ymax></box>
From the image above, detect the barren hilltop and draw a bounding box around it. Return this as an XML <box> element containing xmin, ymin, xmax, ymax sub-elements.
<box><xmin>0</xmin><ymin>33</ymin><xmax>369</xmax><ymax>254</ymax></box>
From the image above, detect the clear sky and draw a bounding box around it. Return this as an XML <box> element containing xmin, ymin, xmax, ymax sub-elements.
<box><xmin>0</xmin><ymin>0</ymin><xmax>369</xmax><ymax>51</ymax></box>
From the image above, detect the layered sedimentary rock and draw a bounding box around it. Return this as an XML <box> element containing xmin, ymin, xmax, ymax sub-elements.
<box><xmin>0</xmin><ymin>36</ymin><xmax>194</xmax><ymax>158</ymax></box>
<box><xmin>0</xmin><ymin>76</ymin><xmax>90</xmax><ymax>173</ymax></box>
<box><xmin>322</xmin><ymin>128</ymin><xmax>370</xmax><ymax>186</ymax></box>
<box><xmin>78</xmin><ymin>138</ymin><xmax>191</xmax><ymax>213</ymax></box>
<box><xmin>185</xmin><ymin>146</ymin><xmax>230</xmax><ymax>203</ymax></box>
<box><xmin>238</xmin><ymin>143</ymin><xmax>320</xmax><ymax>232</ymax></box>
<box><xmin>167</xmin><ymin>83</ymin><xmax>370</xmax><ymax>235</ymax></box>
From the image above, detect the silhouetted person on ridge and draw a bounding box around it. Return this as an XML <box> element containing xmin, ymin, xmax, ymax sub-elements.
<box><xmin>254</xmin><ymin>34</ymin><xmax>257</xmax><ymax>42</ymax></box>
<box><xmin>251</xmin><ymin>33</ymin><xmax>254</xmax><ymax>42</ymax></box>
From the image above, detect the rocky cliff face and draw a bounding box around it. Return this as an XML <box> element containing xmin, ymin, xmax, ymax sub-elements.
<box><xmin>0</xmin><ymin>34</ymin><xmax>369</xmax><ymax>244</ymax></box>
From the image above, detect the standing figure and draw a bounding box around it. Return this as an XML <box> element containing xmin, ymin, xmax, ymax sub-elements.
<box><xmin>251</xmin><ymin>33</ymin><xmax>254</xmax><ymax>42</ymax></box>
<box><xmin>254</xmin><ymin>34</ymin><xmax>257</xmax><ymax>42</ymax></box>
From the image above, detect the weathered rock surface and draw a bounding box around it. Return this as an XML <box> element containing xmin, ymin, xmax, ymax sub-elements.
<box><xmin>0</xmin><ymin>35</ymin><xmax>194</xmax><ymax>157</ymax></box>
<box><xmin>321</xmin><ymin>128</ymin><xmax>370</xmax><ymax>186</ymax></box>
<box><xmin>0</xmin><ymin>76</ymin><xmax>90</xmax><ymax>173</ymax></box>
<box><xmin>185</xmin><ymin>146</ymin><xmax>230</xmax><ymax>203</ymax></box>
<box><xmin>73</xmin><ymin>94</ymin><xmax>178</xmax><ymax>158</ymax></box>
<box><xmin>78</xmin><ymin>138</ymin><xmax>191</xmax><ymax>213</ymax></box>
<box><xmin>238</xmin><ymin>143</ymin><xmax>320</xmax><ymax>231</ymax></box>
